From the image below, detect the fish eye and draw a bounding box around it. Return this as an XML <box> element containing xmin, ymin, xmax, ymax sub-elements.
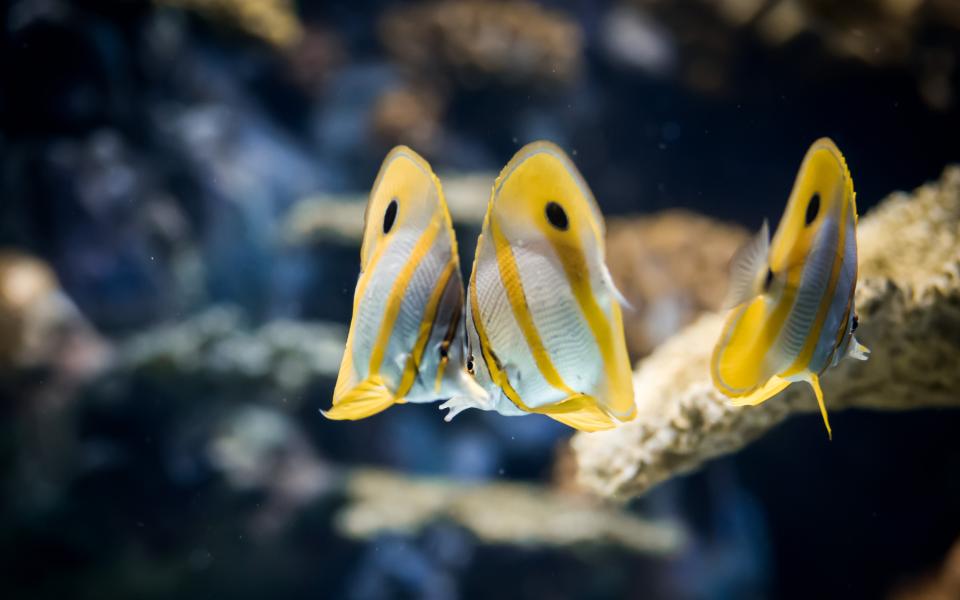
<box><xmin>805</xmin><ymin>193</ymin><xmax>820</xmax><ymax>226</ymax></box>
<box><xmin>852</xmin><ymin>313</ymin><xmax>859</xmax><ymax>332</ymax></box>
<box><xmin>764</xmin><ymin>268</ymin><xmax>774</xmax><ymax>290</ymax></box>
<box><xmin>545</xmin><ymin>201</ymin><xmax>569</xmax><ymax>231</ymax></box>
<box><xmin>466</xmin><ymin>356</ymin><xmax>475</xmax><ymax>374</ymax></box>
<box><xmin>383</xmin><ymin>198</ymin><xmax>398</xmax><ymax>234</ymax></box>
<box><xmin>439</xmin><ymin>342</ymin><xmax>449</xmax><ymax>359</ymax></box>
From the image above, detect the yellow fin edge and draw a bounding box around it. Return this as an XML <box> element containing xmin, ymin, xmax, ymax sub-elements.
<box><xmin>728</xmin><ymin>375</ymin><xmax>791</xmax><ymax>406</ymax></box>
<box><xmin>533</xmin><ymin>394</ymin><xmax>621</xmax><ymax>433</ymax></box>
<box><xmin>807</xmin><ymin>373</ymin><xmax>832</xmax><ymax>440</ymax></box>
<box><xmin>322</xmin><ymin>375</ymin><xmax>397</xmax><ymax>421</ymax></box>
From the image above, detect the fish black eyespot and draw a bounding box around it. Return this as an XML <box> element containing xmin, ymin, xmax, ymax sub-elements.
<box><xmin>383</xmin><ymin>198</ymin><xmax>398</xmax><ymax>234</ymax></box>
<box><xmin>545</xmin><ymin>201</ymin><xmax>569</xmax><ymax>231</ymax></box>
<box><xmin>764</xmin><ymin>268</ymin><xmax>774</xmax><ymax>290</ymax></box>
<box><xmin>852</xmin><ymin>313</ymin><xmax>859</xmax><ymax>332</ymax></box>
<box><xmin>805</xmin><ymin>193</ymin><xmax>820</xmax><ymax>226</ymax></box>
<box><xmin>466</xmin><ymin>356</ymin><xmax>475</xmax><ymax>374</ymax></box>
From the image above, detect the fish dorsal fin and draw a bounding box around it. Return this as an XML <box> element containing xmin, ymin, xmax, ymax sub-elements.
<box><xmin>327</xmin><ymin>146</ymin><xmax>464</xmax><ymax>421</ymax></box>
<box><xmin>769</xmin><ymin>138</ymin><xmax>854</xmax><ymax>272</ymax></box>
<box><xmin>724</xmin><ymin>220</ymin><xmax>770</xmax><ymax>308</ymax></box>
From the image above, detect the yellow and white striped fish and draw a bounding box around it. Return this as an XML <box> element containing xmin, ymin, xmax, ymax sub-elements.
<box><xmin>323</xmin><ymin>146</ymin><xmax>473</xmax><ymax>420</ymax></box>
<box><xmin>711</xmin><ymin>138</ymin><xmax>870</xmax><ymax>438</ymax></box>
<box><xmin>439</xmin><ymin>141</ymin><xmax>637</xmax><ymax>432</ymax></box>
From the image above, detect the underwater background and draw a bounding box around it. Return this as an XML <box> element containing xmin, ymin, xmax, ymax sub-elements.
<box><xmin>2</xmin><ymin>1</ymin><xmax>960</xmax><ymax>599</ymax></box>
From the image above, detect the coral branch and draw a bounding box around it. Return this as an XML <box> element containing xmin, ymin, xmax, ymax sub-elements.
<box><xmin>573</xmin><ymin>166</ymin><xmax>960</xmax><ymax>500</ymax></box>
<box><xmin>335</xmin><ymin>469</ymin><xmax>686</xmax><ymax>555</ymax></box>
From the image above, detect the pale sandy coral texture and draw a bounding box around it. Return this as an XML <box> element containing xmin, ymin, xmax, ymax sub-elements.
<box><xmin>573</xmin><ymin>166</ymin><xmax>960</xmax><ymax>500</ymax></box>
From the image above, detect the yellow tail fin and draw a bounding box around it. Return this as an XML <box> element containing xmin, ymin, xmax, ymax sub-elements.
<box><xmin>322</xmin><ymin>375</ymin><xmax>397</xmax><ymax>420</ymax></box>
<box><xmin>807</xmin><ymin>373</ymin><xmax>832</xmax><ymax>440</ymax></box>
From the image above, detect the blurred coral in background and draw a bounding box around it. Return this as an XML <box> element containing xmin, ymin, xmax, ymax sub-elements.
<box><xmin>1</xmin><ymin>1</ymin><xmax>959</xmax><ymax>599</ymax></box>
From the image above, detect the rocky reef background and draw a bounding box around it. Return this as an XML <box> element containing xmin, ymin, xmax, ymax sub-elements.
<box><xmin>1</xmin><ymin>1</ymin><xmax>959</xmax><ymax>599</ymax></box>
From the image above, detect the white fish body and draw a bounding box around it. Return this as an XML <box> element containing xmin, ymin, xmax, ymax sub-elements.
<box><xmin>324</xmin><ymin>146</ymin><xmax>473</xmax><ymax>420</ymax></box>
<box><xmin>711</xmin><ymin>137</ymin><xmax>870</xmax><ymax>438</ymax></box>
<box><xmin>440</xmin><ymin>141</ymin><xmax>637</xmax><ymax>432</ymax></box>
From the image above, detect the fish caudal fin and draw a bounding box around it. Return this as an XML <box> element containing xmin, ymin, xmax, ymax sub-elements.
<box><xmin>724</xmin><ymin>220</ymin><xmax>771</xmax><ymax>308</ymax></box>
<box><xmin>322</xmin><ymin>375</ymin><xmax>397</xmax><ymax>420</ymax></box>
<box><xmin>806</xmin><ymin>373</ymin><xmax>832</xmax><ymax>440</ymax></box>
<box><xmin>729</xmin><ymin>375</ymin><xmax>791</xmax><ymax>407</ymax></box>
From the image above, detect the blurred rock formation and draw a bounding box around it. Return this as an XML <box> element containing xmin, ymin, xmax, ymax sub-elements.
<box><xmin>0</xmin><ymin>249</ymin><xmax>110</xmax><ymax>383</ymax></box>
<box><xmin>380</xmin><ymin>0</ymin><xmax>582</xmax><ymax>90</ymax></box>
<box><xmin>156</xmin><ymin>0</ymin><xmax>304</xmax><ymax>49</ymax></box>
<box><xmin>370</xmin><ymin>85</ymin><xmax>447</xmax><ymax>153</ymax></box>
<box><xmin>0</xmin><ymin>251</ymin><xmax>111</xmax><ymax>510</ymax></box>
<box><xmin>613</xmin><ymin>0</ymin><xmax>960</xmax><ymax>107</ymax></box>
<box><xmin>573</xmin><ymin>165</ymin><xmax>960</xmax><ymax>499</ymax></box>
<box><xmin>606</xmin><ymin>211</ymin><xmax>750</xmax><ymax>360</ymax></box>
<box><xmin>119</xmin><ymin>306</ymin><xmax>345</xmax><ymax>398</ymax></box>
<box><xmin>373</xmin><ymin>0</ymin><xmax>584</xmax><ymax>150</ymax></box>
<box><xmin>890</xmin><ymin>535</ymin><xmax>960</xmax><ymax>600</ymax></box>
<box><xmin>283</xmin><ymin>171</ymin><xmax>494</xmax><ymax>245</ymax></box>
<box><xmin>336</xmin><ymin>468</ymin><xmax>685</xmax><ymax>555</ymax></box>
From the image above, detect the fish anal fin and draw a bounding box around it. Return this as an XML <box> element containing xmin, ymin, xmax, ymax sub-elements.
<box><xmin>322</xmin><ymin>375</ymin><xmax>397</xmax><ymax>421</ymax></box>
<box><xmin>806</xmin><ymin>372</ymin><xmax>832</xmax><ymax>440</ymax></box>
<box><xmin>729</xmin><ymin>375</ymin><xmax>791</xmax><ymax>407</ymax></box>
<box><xmin>724</xmin><ymin>219</ymin><xmax>770</xmax><ymax>308</ymax></box>
<box><xmin>546</xmin><ymin>405</ymin><xmax>617</xmax><ymax>432</ymax></box>
<box><xmin>533</xmin><ymin>394</ymin><xmax>618</xmax><ymax>432</ymax></box>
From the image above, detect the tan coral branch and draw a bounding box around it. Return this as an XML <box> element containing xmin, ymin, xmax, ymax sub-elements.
<box><xmin>572</xmin><ymin>166</ymin><xmax>960</xmax><ymax>500</ymax></box>
<box><xmin>335</xmin><ymin>469</ymin><xmax>686</xmax><ymax>555</ymax></box>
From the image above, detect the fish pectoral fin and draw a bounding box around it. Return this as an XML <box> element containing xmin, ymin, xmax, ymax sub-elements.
<box><xmin>728</xmin><ymin>375</ymin><xmax>791</xmax><ymax>407</ymax></box>
<box><xmin>806</xmin><ymin>373</ymin><xmax>832</xmax><ymax>440</ymax></box>
<box><xmin>724</xmin><ymin>219</ymin><xmax>771</xmax><ymax>308</ymax></box>
<box><xmin>322</xmin><ymin>375</ymin><xmax>397</xmax><ymax>420</ymax></box>
<box><xmin>439</xmin><ymin>393</ymin><xmax>491</xmax><ymax>421</ymax></box>
<box><xmin>602</xmin><ymin>263</ymin><xmax>634</xmax><ymax>311</ymax></box>
<box><xmin>848</xmin><ymin>337</ymin><xmax>870</xmax><ymax>361</ymax></box>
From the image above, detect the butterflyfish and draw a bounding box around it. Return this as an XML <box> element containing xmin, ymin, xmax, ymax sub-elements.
<box><xmin>323</xmin><ymin>146</ymin><xmax>474</xmax><ymax>420</ymax></box>
<box><xmin>439</xmin><ymin>141</ymin><xmax>637</xmax><ymax>432</ymax></box>
<box><xmin>710</xmin><ymin>138</ymin><xmax>870</xmax><ymax>438</ymax></box>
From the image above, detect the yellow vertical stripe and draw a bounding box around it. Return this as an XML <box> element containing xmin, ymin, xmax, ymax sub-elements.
<box><xmin>489</xmin><ymin>216</ymin><xmax>578</xmax><ymax>397</ymax></box>
<box><xmin>368</xmin><ymin>216</ymin><xmax>442</xmax><ymax>376</ymax></box>
<box><xmin>353</xmin><ymin>239</ymin><xmax>391</xmax><ymax>314</ymax></box>
<box><xmin>468</xmin><ymin>249</ymin><xmax>527</xmax><ymax>410</ymax></box>
<box><xmin>538</xmin><ymin>227</ymin><xmax>634</xmax><ymax>417</ymax></box>
<box><xmin>783</xmin><ymin>194</ymin><xmax>850</xmax><ymax>376</ymax></box>
<box><xmin>395</xmin><ymin>259</ymin><xmax>456</xmax><ymax>398</ymax></box>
